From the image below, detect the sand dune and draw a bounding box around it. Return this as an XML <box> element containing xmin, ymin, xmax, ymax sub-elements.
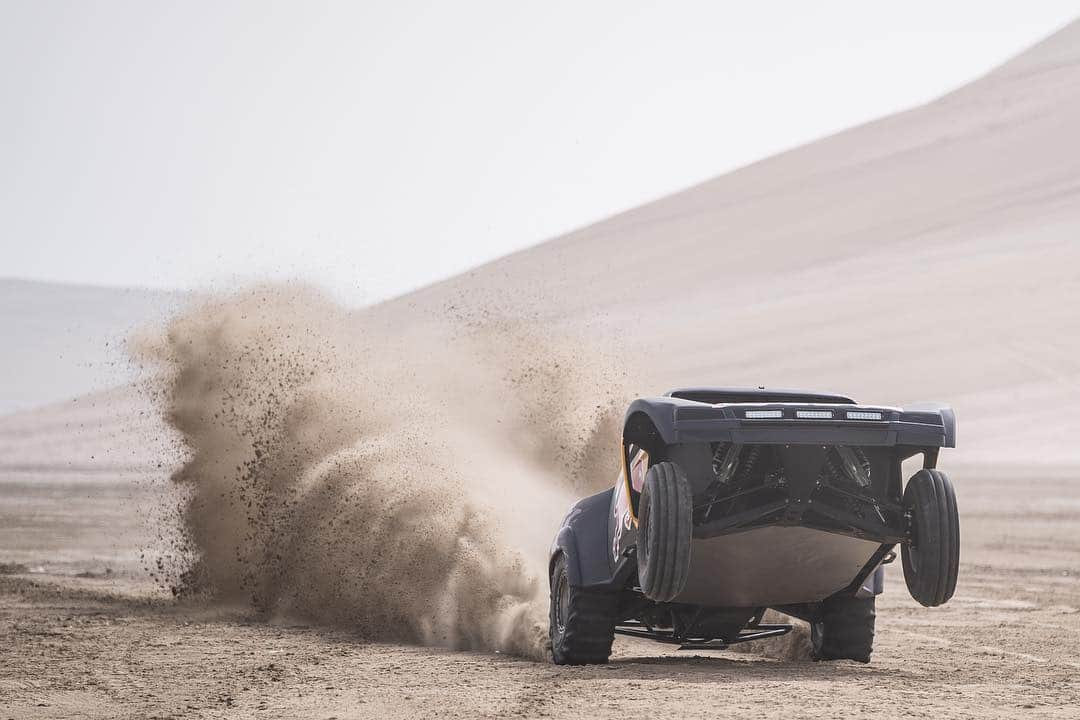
<box><xmin>393</xmin><ymin>20</ymin><xmax>1080</xmax><ymax>468</ymax></box>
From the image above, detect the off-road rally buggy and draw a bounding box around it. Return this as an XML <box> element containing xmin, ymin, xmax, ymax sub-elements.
<box><xmin>549</xmin><ymin>387</ymin><xmax>959</xmax><ymax>664</ymax></box>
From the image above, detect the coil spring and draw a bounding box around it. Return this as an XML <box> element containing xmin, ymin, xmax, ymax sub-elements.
<box><xmin>710</xmin><ymin>442</ymin><xmax>730</xmax><ymax>478</ymax></box>
<box><xmin>822</xmin><ymin>446</ymin><xmax>871</xmax><ymax>485</ymax></box>
<box><xmin>734</xmin><ymin>444</ymin><xmax>761</xmax><ymax>484</ymax></box>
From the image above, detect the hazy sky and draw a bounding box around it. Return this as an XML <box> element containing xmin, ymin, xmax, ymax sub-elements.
<box><xmin>2</xmin><ymin>2</ymin><xmax>1077</xmax><ymax>304</ymax></box>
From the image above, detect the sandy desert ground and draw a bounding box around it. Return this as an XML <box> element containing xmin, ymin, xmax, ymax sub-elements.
<box><xmin>4</xmin><ymin>19</ymin><xmax>1080</xmax><ymax>720</ymax></box>
<box><xmin>1</xmin><ymin>460</ymin><xmax>1078</xmax><ymax>718</ymax></box>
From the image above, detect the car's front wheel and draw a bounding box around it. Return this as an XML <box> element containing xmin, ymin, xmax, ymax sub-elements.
<box><xmin>549</xmin><ymin>555</ymin><xmax>617</xmax><ymax>665</ymax></box>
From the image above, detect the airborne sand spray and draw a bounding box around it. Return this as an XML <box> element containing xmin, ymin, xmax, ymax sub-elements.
<box><xmin>142</xmin><ymin>285</ymin><xmax>628</xmax><ymax>659</ymax></box>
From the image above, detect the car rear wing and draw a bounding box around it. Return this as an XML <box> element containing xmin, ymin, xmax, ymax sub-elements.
<box><xmin>624</xmin><ymin>398</ymin><xmax>956</xmax><ymax>448</ymax></box>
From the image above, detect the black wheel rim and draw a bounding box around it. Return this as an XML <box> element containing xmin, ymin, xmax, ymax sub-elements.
<box><xmin>554</xmin><ymin>572</ymin><xmax>569</xmax><ymax>635</ymax></box>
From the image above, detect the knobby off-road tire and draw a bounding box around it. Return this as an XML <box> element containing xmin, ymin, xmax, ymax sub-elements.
<box><xmin>902</xmin><ymin>468</ymin><xmax>960</xmax><ymax>607</ymax></box>
<box><xmin>812</xmin><ymin>595</ymin><xmax>876</xmax><ymax>663</ymax></box>
<box><xmin>637</xmin><ymin>461</ymin><xmax>693</xmax><ymax>602</ymax></box>
<box><xmin>549</xmin><ymin>555</ymin><xmax>617</xmax><ymax>665</ymax></box>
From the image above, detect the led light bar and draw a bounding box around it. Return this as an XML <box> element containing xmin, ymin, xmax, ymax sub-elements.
<box><xmin>796</xmin><ymin>410</ymin><xmax>833</xmax><ymax>419</ymax></box>
<box><xmin>846</xmin><ymin>410</ymin><xmax>884</xmax><ymax>421</ymax></box>
<box><xmin>745</xmin><ymin>409</ymin><xmax>783</xmax><ymax>419</ymax></box>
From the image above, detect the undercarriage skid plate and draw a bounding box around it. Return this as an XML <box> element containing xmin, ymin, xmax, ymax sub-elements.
<box><xmin>613</xmin><ymin>621</ymin><xmax>793</xmax><ymax>650</ymax></box>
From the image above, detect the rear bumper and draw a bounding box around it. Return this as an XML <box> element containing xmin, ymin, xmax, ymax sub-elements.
<box><xmin>671</xmin><ymin>403</ymin><xmax>954</xmax><ymax>447</ymax></box>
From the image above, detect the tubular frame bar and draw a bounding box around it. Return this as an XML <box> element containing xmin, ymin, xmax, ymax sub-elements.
<box><xmin>613</xmin><ymin>623</ymin><xmax>792</xmax><ymax>650</ymax></box>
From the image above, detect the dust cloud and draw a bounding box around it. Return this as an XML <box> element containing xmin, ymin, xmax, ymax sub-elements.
<box><xmin>140</xmin><ymin>285</ymin><xmax>628</xmax><ymax>659</ymax></box>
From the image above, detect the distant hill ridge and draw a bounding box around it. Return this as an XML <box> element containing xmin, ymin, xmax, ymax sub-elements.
<box><xmin>0</xmin><ymin>278</ymin><xmax>184</xmax><ymax>414</ymax></box>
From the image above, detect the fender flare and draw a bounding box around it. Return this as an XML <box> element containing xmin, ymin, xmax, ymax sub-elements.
<box><xmin>550</xmin><ymin>526</ymin><xmax>583</xmax><ymax>586</ymax></box>
<box><xmin>548</xmin><ymin>488</ymin><xmax>615</xmax><ymax>588</ymax></box>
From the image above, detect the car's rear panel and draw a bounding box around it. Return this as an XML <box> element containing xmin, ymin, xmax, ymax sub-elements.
<box><xmin>660</xmin><ymin>433</ymin><xmax>901</xmax><ymax>606</ymax></box>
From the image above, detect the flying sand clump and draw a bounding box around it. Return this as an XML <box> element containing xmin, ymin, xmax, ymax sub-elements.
<box><xmin>141</xmin><ymin>285</ymin><xmax>627</xmax><ymax>659</ymax></box>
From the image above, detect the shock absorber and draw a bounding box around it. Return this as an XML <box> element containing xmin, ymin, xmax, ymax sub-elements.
<box><xmin>711</xmin><ymin>442</ymin><xmax>742</xmax><ymax>483</ymax></box>
<box><xmin>734</xmin><ymin>444</ymin><xmax>761</xmax><ymax>485</ymax></box>
<box><xmin>821</xmin><ymin>446</ymin><xmax>871</xmax><ymax>488</ymax></box>
<box><xmin>700</xmin><ymin>442</ymin><xmax>744</xmax><ymax>521</ymax></box>
<box><xmin>821</xmin><ymin>449</ymin><xmax>845</xmax><ymax>485</ymax></box>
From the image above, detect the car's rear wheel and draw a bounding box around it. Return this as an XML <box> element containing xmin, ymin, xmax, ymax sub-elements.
<box><xmin>902</xmin><ymin>468</ymin><xmax>960</xmax><ymax>607</ymax></box>
<box><xmin>637</xmin><ymin>461</ymin><xmax>693</xmax><ymax>602</ymax></box>
<box><xmin>812</xmin><ymin>594</ymin><xmax>875</xmax><ymax>663</ymax></box>
<box><xmin>549</xmin><ymin>555</ymin><xmax>616</xmax><ymax>665</ymax></box>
